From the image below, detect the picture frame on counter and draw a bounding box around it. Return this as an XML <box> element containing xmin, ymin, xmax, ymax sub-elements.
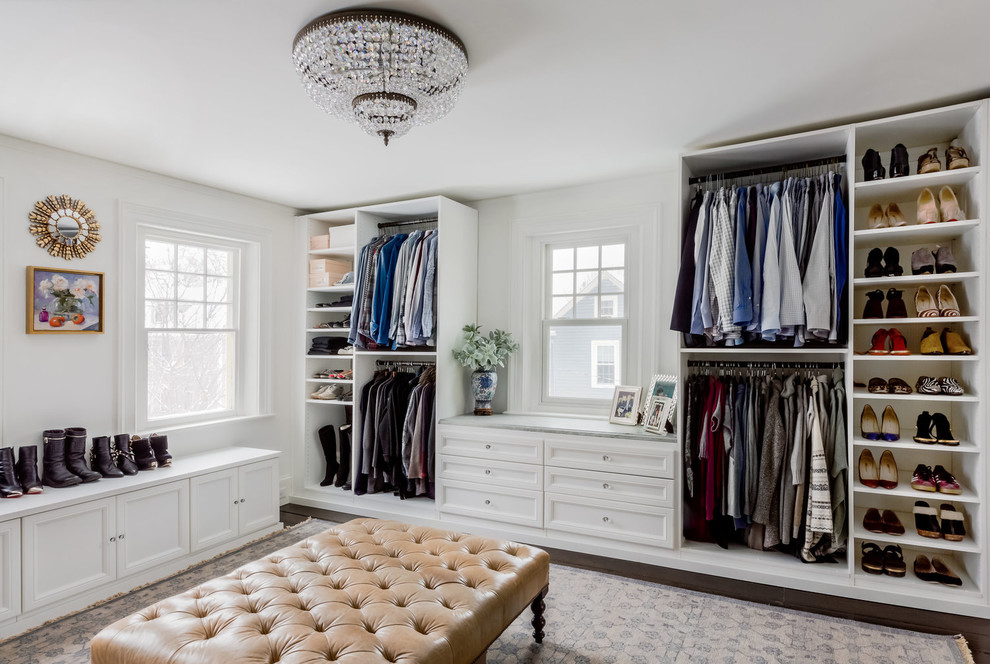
<box><xmin>609</xmin><ymin>385</ymin><xmax>642</xmax><ymax>426</ymax></box>
<box><xmin>644</xmin><ymin>395</ymin><xmax>674</xmax><ymax>435</ymax></box>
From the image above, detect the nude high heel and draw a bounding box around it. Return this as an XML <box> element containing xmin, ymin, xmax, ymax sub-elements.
<box><xmin>867</xmin><ymin>204</ymin><xmax>888</xmax><ymax>229</ymax></box>
<box><xmin>885</xmin><ymin>202</ymin><xmax>907</xmax><ymax>227</ymax></box>
<box><xmin>861</xmin><ymin>404</ymin><xmax>881</xmax><ymax>440</ymax></box>
<box><xmin>917</xmin><ymin>188</ymin><xmax>940</xmax><ymax>224</ymax></box>
<box><xmin>858</xmin><ymin>449</ymin><xmax>880</xmax><ymax>488</ymax></box>
<box><xmin>878</xmin><ymin>450</ymin><xmax>899</xmax><ymax>490</ymax></box>
<box><xmin>938</xmin><ymin>186</ymin><xmax>963</xmax><ymax>223</ymax></box>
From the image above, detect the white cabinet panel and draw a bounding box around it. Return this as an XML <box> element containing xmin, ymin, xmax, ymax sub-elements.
<box><xmin>545</xmin><ymin>437</ymin><xmax>674</xmax><ymax>478</ymax></box>
<box><xmin>545</xmin><ymin>467</ymin><xmax>673</xmax><ymax>507</ymax></box>
<box><xmin>439</xmin><ymin>479</ymin><xmax>542</xmax><ymax>527</ymax></box>
<box><xmin>545</xmin><ymin>493</ymin><xmax>673</xmax><ymax>548</ymax></box>
<box><xmin>439</xmin><ymin>455</ymin><xmax>542</xmax><ymax>490</ymax></box>
<box><xmin>238</xmin><ymin>460</ymin><xmax>279</xmax><ymax>534</ymax></box>
<box><xmin>190</xmin><ymin>469</ymin><xmax>238</xmax><ymax>552</ymax></box>
<box><xmin>22</xmin><ymin>498</ymin><xmax>116</xmax><ymax>612</ymax></box>
<box><xmin>0</xmin><ymin>519</ymin><xmax>19</xmax><ymax>623</ymax></box>
<box><xmin>117</xmin><ymin>482</ymin><xmax>189</xmax><ymax>577</ymax></box>
<box><xmin>439</xmin><ymin>430</ymin><xmax>543</xmax><ymax>464</ymax></box>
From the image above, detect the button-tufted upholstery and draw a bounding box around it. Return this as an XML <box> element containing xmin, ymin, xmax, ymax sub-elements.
<box><xmin>91</xmin><ymin>518</ymin><xmax>550</xmax><ymax>664</ymax></box>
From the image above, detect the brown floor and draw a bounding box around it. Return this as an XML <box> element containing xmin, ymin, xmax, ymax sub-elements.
<box><xmin>280</xmin><ymin>503</ymin><xmax>990</xmax><ymax>661</ymax></box>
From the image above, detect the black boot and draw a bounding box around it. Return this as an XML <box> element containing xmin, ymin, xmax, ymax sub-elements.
<box><xmin>43</xmin><ymin>430</ymin><xmax>82</xmax><ymax>488</ymax></box>
<box><xmin>90</xmin><ymin>436</ymin><xmax>124</xmax><ymax>478</ymax></box>
<box><xmin>865</xmin><ymin>248</ymin><xmax>885</xmax><ymax>278</ymax></box>
<box><xmin>889</xmin><ymin>143</ymin><xmax>910</xmax><ymax>178</ymax></box>
<box><xmin>149</xmin><ymin>433</ymin><xmax>172</xmax><ymax>467</ymax></box>
<box><xmin>883</xmin><ymin>246</ymin><xmax>903</xmax><ymax>277</ymax></box>
<box><xmin>336</xmin><ymin>424</ymin><xmax>352</xmax><ymax>490</ymax></box>
<box><xmin>318</xmin><ymin>425</ymin><xmax>339</xmax><ymax>487</ymax></box>
<box><xmin>65</xmin><ymin>427</ymin><xmax>100</xmax><ymax>483</ymax></box>
<box><xmin>16</xmin><ymin>445</ymin><xmax>43</xmax><ymax>494</ymax></box>
<box><xmin>130</xmin><ymin>435</ymin><xmax>157</xmax><ymax>470</ymax></box>
<box><xmin>0</xmin><ymin>447</ymin><xmax>23</xmax><ymax>498</ymax></box>
<box><xmin>112</xmin><ymin>434</ymin><xmax>139</xmax><ymax>475</ymax></box>
<box><xmin>862</xmin><ymin>148</ymin><xmax>885</xmax><ymax>181</ymax></box>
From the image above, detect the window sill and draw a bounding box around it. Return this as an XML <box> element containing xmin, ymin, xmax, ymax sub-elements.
<box><xmin>140</xmin><ymin>412</ymin><xmax>275</xmax><ymax>435</ymax></box>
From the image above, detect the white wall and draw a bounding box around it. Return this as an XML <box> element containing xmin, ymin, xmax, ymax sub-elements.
<box><xmin>0</xmin><ymin>135</ymin><xmax>297</xmax><ymax>464</ymax></box>
<box><xmin>471</xmin><ymin>170</ymin><xmax>680</xmax><ymax>414</ymax></box>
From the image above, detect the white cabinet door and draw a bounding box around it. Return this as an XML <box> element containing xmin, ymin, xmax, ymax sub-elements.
<box><xmin>0</xmin><ymin>519</ymin><xmax>20</xmax><ymax>623</ymax></box>
<box><xmin>22</xmin><ymin>498</ymin><xmax>116</xmax><ymax>612</ymax></box>
<box><xmin>117</xmin><ymin>481</ymin><xmax>190</xmax><ymax>578</ymax></box>
<box><xmin>190</xmin><ymin>469</ymin><xmax>238</xmax><ymax>552</ymax></box>
<box><xmin>238</xmin><ymin>460</ymin><xmax>279</xmax><ymax>534</ymax></box>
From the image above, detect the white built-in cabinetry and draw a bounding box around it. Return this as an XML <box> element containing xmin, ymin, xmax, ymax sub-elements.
<box><xmin>0</xmin><ymin>447</ymin><xmax>279</xmax><ymax>639</ymax></box>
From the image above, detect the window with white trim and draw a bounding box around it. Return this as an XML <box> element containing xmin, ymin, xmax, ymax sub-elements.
<box><xmin>544</xmin><ymin>242</ymin><xmax>626</xmax><ymax>402</ymax></box>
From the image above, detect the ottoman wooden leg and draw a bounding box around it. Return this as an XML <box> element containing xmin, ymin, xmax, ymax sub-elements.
<box><xmin>531</xmin><ymin>586</ymin><xmax>548</xmax><ymax>644</ymax></box>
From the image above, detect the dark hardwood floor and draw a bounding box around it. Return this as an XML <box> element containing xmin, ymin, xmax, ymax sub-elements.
<box><xmin>281</xmin><ymin>503</ymin><xmax>990</xmax><ymax>661</ymax></box>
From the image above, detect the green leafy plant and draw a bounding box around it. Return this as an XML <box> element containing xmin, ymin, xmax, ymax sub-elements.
<box><xmin>452</xmin><ymin>324</ymin><xmax>519</xmax><ymax>372</ymax></box>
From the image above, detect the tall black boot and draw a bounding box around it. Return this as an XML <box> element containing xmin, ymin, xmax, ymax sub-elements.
<box><xmin>112</xmin><ymin>434</ymin><xmax>139</xmax><ymax>475</ymax></box>
<box><xmin>335</xmin><ymin>424</ymin><xmax>351</xmax><ymax>490</ymax></box>
<box><xmin>90</xmin><ymin>436</ymin><xmax>124</xmax><ymax>478</ymax></box>
<box><xmin>130</xmin><ymin>435</ymin><xmax>158</xmax><ymax>470</ymax></box>
<box><xmin>43</xmin><ymin>430</ymin><xmax>81</xmax><ymax>488</ymax></box>
<box><xmin>318</xmin><ymin>425</ymin><xmax>338</xmax><ymax>487</ymax></box>
<box><xmin>149</xmin><ymin>433</ymin><xmax>172</xmax><ymax>467</ymax></box>
<box><xmin>0</xmin><ymin>447</ymin><xmax>23</xmax><ymax>498</ymax></box>
<box><xmin>65</xmin><ymin>427</ymin><xmax>100</xmax><ymax>483</ymax></box>
<box><xmin>16</xmin><ymin>445</ymin><xmax>43</xmax><ymax>494</ymax></box>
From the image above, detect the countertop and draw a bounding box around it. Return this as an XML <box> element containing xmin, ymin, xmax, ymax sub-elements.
<box><xmin>439</xmin><ymin>413</ymin><xmax>676</xmax><ymax>443</ymax></box>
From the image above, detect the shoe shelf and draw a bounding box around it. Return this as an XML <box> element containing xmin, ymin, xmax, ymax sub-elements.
<box><xmin>853</xmin><ymin>556</ymin><xmax>981</xmax><ymax>597</ymax></box>
<box><xmin>308</xmin><ymin>246</ymin><xmax>356</xmax><ymax>257</ymax></box>
<box><xmin>307</xmin><ymin>285</ymin><xmax>356</xmax><ymax>294</ymax></box>
<box><xmin>678</xmin><ymin>347</ymin><xmax>847</xmax><ymax>356</ymax></box>
<box><xmin>852</xmin><ymin>354</ymin><xmax>979</xmax><ymax>362</ymax></box>
<box><xmin>853</xmin><ymin>316</ymin><xmax>979</xmax><ymax>325</ymax></box>
<box><xmin>851</xmin><ymin>388</ymin><xmax>979</xmax><ymax>402</ymax></box>
<box><xmin>851</xmin><ymin>436</ymin><xmax>978</xmax><ymax>454</ymax></box>
<box><xmin>305</xmin><ymin>354</ymin><xmax>353</xmax><ymax>360</ymax></box>
<box><xmin>306</xmin><ymin>328</ymin><xmax>350</xmax><ymax>334</ymax></box>
<box><xmin>306</xmin><ymin>379</ymin><xmax>354</xmax><ymax>385</ymax></box>
<box><xmin>354</xmin><ymin>349</ymin><xmax>438</xmax><ymax>357</ymax></box>
<box><xmin>852</xmin><ymin>521</ymin><xmax>980</xmax><ymax>555</ymax></box>
<box><xmin>852</xmin><ymin>219</ymin><xmax>980</xmax><ymax>244</ymax></box>
<box><xmin>307</xmin><ymin>307</ymin><xmax>351</xmax><ymax>313</ymax></box>
<box><xmin>853</xmin><ymin>166</ymin><xmax>982</xmax><ymax>206</ymax></box>
<box><xmin>305</xmin><ymin>399</ymin><xmax>355</xmax><ymax>406</ymax></box>
<box><xmin>854</xmin><ymin>475</ymin><xmax>979</xmax><ymax>504</ymax></box>
<box><xmin>852</xmin><ymin>272</ymin><xmax>978</xmax><ymax>288</ymax></box>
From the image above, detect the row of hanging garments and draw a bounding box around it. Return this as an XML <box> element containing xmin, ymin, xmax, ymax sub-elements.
<box><xmin>682</xmin><ymin>363</ymin><xmax>848</xmax><ymax>563</ymax></box>
<box><xmin>670</xmin><ymin>170</ymin><xmax>848</xmax><ymax>347</ymax></box>
<box><xmin>355</xmin><ymin>364</ymin><xmax>436</xmax><ymax>499</ymax></box>
<box><xmin>348</xmin><ymin>228</ymin><xmax>439</xmax><ymax>350</ymax></box>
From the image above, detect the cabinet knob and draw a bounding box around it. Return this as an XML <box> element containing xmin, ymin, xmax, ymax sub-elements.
<box><xmin>602</xmin><ymin>455</ymin><xmax>610</xmax><ymax>462</ymax></box>
<box><xmin>241</xmin><ymin>498</ymin><xmax>246</xmax><ymax>503</ymax></box>
<box><xmin>484</xmin><ymin>499</ymin><xmax>491</xmax><ymax>505</ymax></box>
<box><xmin>119</xmin><ymin>534</ymin><xmax>125</xmax><ymax>540</ymax></box>
<box><xmin>109</xmin><ymin>536</ymin><xmax>116</xmax><ymax>542</ymax></box>
<box><xmin>485</xmin><ymin>444</ymin><xmax>492</xmax><ymax>450</ymax></box>
<box><xmin>234</xmin><ymin>500</ymin><xmax>239</xmax><ymax>505</ymax></box>
<box><xmin>484</xmin><ymin>469</ymin><xmax>491</xmax><ymax>475</ymax></box>
<box><xmin>602</xmin><ymin>483</ymin><xmax>610</xmax><ymax>489</ymax></box>
<box><xmin>602</xmin><ymin>516</ymin><xmax>610</xmax><ymax>523</ymax></box>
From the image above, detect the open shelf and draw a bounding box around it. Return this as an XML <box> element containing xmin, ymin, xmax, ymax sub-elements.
<box><xmin>307</xmin><ymin>285</ymin><xmax>356</xmax><ymax>293</ymax></box>
<box><xmin>306</xmin><ymin>328</ymin><xmax>349</xmax><ymax>334</ymax></box>
<box><xmin>854</xmin><ymin>474</ymin><xmax>979</xmax><ymax>504</ymax></box>
<box><xmin>305</xmin><ymin>399</ymin><xmax>355</xmax><ymax>406</ymax></box>
<box><xmin>852</xmin><ymin>388</ymin><xmax>979</xmax><ymax>401</ymax></box>
<box><xmin>305</xmin><ymin>354</ymin><xmax>353</xmax><ymax>360</ymax></box>
<box><xmin>852</xmin><ymin>316</ymin><xmax>978</xmax><ymax>325</ymax></box>
<box><xmin>679</xmin><ymin>347</ymin><xmax>847</xmax><ymax>356</ymax></box>
<box><xmin>852</xmin><ymin>219</ymin><xmax>980</xmax><ymax>244</ymax></box>
<box><xmin>852</xmin><ymin>354</ymin><xmax>979</xmax><ymax>362</ymax></box>
<box><xmin>853</xmin><ymin>556</ymin><xmax>981</xmax><ymax>597</ymax></box>
<box><xmin>306</xmin><ymin>379</ymin><xmax>354</xmax><ymax>385</ymax></box>
<box><xmin>307</xmin><ymin>307</ymin><xmax>351</xmax><ymax>313</ymax></box>
<box><xmin>852</xmin><ymin>272</ymin><xmax>978</xmax><ymax>288</ymax></box>
<box><xmin>308</xmin><ymin>246</ymin><xmax>355</xmax><ymax>257</ymax></box>
<box><xmin>851</xmin><ymin>436</ymin><xmax>978</xmax><ymax>454</ymax></box>
<box><xmin>852</xmin><ymin>518</ymin><xmax>980</xmax><ymax>554</ymax></box>
<box><xmin>853</xmin><ymin>167</ymin><xmax>982</xmax><ymax>206</ymax></box>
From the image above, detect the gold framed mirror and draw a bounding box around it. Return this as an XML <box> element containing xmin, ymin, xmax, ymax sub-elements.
<box><xmin>28</xmin><ymin>195</ymin><xmax>101</xmax><ymax>260</ymax></box>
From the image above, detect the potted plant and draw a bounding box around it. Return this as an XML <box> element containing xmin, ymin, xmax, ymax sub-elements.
<box><xmin>452</xmin><ymin>324</ymin><xmax>519</xmax><ymax>415</ymax></box>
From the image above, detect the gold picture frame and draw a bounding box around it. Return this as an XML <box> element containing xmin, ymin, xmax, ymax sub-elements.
<box><xmin>27</xmin><ymin>266</ymin><xmax>104</xmax><ymax>334</ymax></box>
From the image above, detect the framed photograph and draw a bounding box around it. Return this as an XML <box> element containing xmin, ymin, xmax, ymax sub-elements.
<box><xmin>644</xmin><ymin>395</ymin><xmax>674</xmax><ymax>435</ymax></box>
<box><xmin>646</xmin><ymin>373</ymin><xmax>678</xmax><ymax>402</ymax></box>
<box><xmin>27</xmin><ymin>266</ymin><xmax>104</xmax><ymax>334</ymax></box>
<box><xmin>609</xmin><ymin>385</ymin><xmax>642</xmax><ymax>426</ymax></box>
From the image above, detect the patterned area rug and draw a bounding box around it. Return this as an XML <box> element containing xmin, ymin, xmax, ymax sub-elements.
<box><xmin>0</xmin><ymin>518</ymin><xmax>969</xmax><ymax>664</ymax></box>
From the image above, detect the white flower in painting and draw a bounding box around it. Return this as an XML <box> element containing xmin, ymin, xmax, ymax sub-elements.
<box><xmin>70</xmin><ymin>278</ymin><xmax>96</xmax><ymax>299</ymax></box>
<box><xmin>51</xmin><ymin>275</ymin><xmax>69</xmax><ymax>291</ymax></box>
<box><xmin>38</xmin><ymin>279</ymin><xmax>52</xmax><ymax>295</ymax></box>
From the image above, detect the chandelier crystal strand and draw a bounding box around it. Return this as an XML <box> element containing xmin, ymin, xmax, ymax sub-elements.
<box><xmin>292</xmin><ymin>9</ymin><xmax>468</xmax><ymax>145</ymax></box>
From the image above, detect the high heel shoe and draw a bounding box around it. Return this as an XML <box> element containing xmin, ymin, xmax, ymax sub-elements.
<box><xmin>914</xmin><ymin>286</ymin><xmax>938</xmax><ymax>317</ymax></box>
<box><xmin>867</xmin><ymin>203</ymin><xmax>888</xmax><ymax>229</ymax></box>
<box><xmin>936</xmin><ymin>285</ymin><xmax>960</xmax><ymax>317</ymax></box>
<box><xmin>942</xmin><ymin>328</ymin><xmax>972</xmax><ymax>355</ymax></box>
<box><xmin>885</xmin><ymin>202</ymin><xmax>907</xmax><ymax>226</ymax></box>
<box><xmin>863</xmin><ymin>290</ymin><xmax>884</xmax><ymax>319</ymax></box>
<box><xmin>883</xmin><ymin>246</ymin><xmax>903</xmax><ymax>276</ymax></box>
<box><xmin>946</xmin><ymin>139</ymin><xmax>970</xmax><ymax>170</ymax></box>
<box><xmin>939</xmin><ymin>186</ymin><xmax>963</xmax><ymax>223</ymax></box>
<box><xmin>890</xmin><ymin>143</ymin><xmax>910</xmax><ymax>178</ymax></box>
<box><xmin>865</xmin><ymin>247</ymin><xmax>885</xmax><ymax>278</ymax></box>
<box><xmin>878</xmin><ymin>450</ymin><xmax>899</xmax><ymax>489</ymax></box>
<box><xmin>868</xmin><ymin>328</ymin><xmax>889</xmax><ymax>355</ymax></box>
<box><xmin>920</xmin><ymin>327</ymin><xmax>944</xmax><ymax>355</ymax></box>
<box><xmin>858</xmin><ymin>449</ymin><xmax>880</xmax><ymax>487</ymax></box>
<box><xmin>861</xmin><ymin>404</ymin><xmax>881</xmax><ymax>441</ymax></box>
<box><xmin>917</xmin><ymin>147</ymin><xmax>941</xmax><ymax>174</ymax></box>
<box><xmin>934</xmin><ymin>245</ymin><xmax>957</xmax><ymax>274</ymax></box>
<box><xmin>885</xmin><ymin>288</ymin><xmax>906</xmax><ymax>318</ymax></box>
<box><xmin>881</xmin><ymin>405</ymin><xmax>900</xmax><ymax>442</ymax></box>
<box><xmin>887</xmin><ymin>328</ymin><xmax>910</xmax><ymax>355</ymax></box>
<box><xmin>913</xmin><ymin>411</ymin><xmax>936</xmax><ymax>444</ymax></box>
<box><xmin>862</xmin><ymin>148</ymin><xmax>886</xmax><ymax>181</ymax></box>
<box><xmin>911</xmin><ymin>248</ymin><xmax>936</xmax><ymax>275</ymax></box>
<box><xmin>917</xmin><ymin>188</ymin><xmax>940</xmax><ymax>224</ymax></box>
<box><xmin>932</xmin><ymin>412</ymin><xmax>958</xmax><ymax>445</ymax></box>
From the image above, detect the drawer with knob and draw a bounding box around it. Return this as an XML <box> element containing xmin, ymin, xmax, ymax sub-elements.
<box><xmin>438</xmin><ymin>428</ymin><xmax>543</xmax><ymax>464</ymax></box>
<box><xmin>544</xmin><ymin>466</ymin><xmax>672</xmax><ymax>507</ymax></box>
<box><xmin>544</xmin><ymin>437</ymin><xmax>674</xmax><ymax>478</ymax></box>
<box><xmin>439</xmin><ymin>455</ymin><xmax>542</xmax><ymax>491</ymax></box>
<box><xmin>544</xmin><ymin>493</ymin><xmax>673</xmax><ymax>548</ymax></box>
<box><xmin>438</xmin><ymin>479</ymin><xmax>542</xmax><ymax>527</ymax></box>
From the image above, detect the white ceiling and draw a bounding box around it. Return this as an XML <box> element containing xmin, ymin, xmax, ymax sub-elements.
<box><xmin>2</xmin><ymin>0</ymin><xmax>990</xmax><ymax>211</ymax></box>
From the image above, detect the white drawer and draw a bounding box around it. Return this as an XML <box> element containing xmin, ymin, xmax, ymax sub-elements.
<box><xmin>439</xmin><ymin>455</ymin><xmax>542</xmax><ymax>491</ymax></box>
<box><xmin>544</xmin><ymin>467</ymin><xmax>672</xmax><ymax>507</ymax></box>
<box><xmin>439</xmin><ymin>429</ymin><xmax>543</xmax><ymax>464</ymax></box>
<box><xmin>545</xmin><ymin>437</ymin><xmax>674</xmax><ymax>478</ymax></box>
<box><xmin>544</xmin><ymin>493</ymin><xmax>673</xmax><ymax>548</ymax></box>
<box><xmin>438</xmin><ymin>479</ymin><xmax>542</xmax><ymax>528</ymax></box>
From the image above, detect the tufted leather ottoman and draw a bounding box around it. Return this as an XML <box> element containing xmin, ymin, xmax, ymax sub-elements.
<box><xmin>90</xmin><ymin>518</ymin><xmax>550</xmax><ymax>663</ymax></box>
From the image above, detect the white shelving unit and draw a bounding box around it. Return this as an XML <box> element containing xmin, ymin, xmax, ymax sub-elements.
<box><xmin>293</xmin><ymin>196</ymin><xmax>478</xmax><ymax>521</ymax></box>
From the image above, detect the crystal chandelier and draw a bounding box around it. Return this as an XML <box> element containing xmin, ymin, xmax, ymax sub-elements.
<box><xmin>292</xmin><ymin>9</ymin><xmax>468</xmax><ymax>146</ymax></box>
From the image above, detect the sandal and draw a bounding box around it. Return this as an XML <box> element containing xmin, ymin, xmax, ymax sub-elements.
<box><xmin>932</xmin><ymin>557</ymin><xmax>962</xmax><ymax>586</ymax></box>
<box><xmin>939</xmin><ymin>504</ymin><xmax>966</xmax><ymax>542</ymax></box>
<box><xmin>881</xmin><ymin>509</ymin><xmax>904</xmax><ymax>535</ymax></box>
<box><xmin>882</xmin><ymin>544</ymin><xmax>906</xmax><ymax>577</ymax></box>
<box><xmin>863</xmin><ymin>508</ymin><xmax>884</xmax><ymax>533</ymax></box>
<box><xmin>913</xmin><ymin>500</ymin><xmax>941</xmax><ymax>538</ymax></box>
<box><xmin>861</xmin><ymin>542</ymin><xmax>884</xmax><ymax>574</ymax></box>
<box><xmin>914</xmin><ymin>554</ymin><xmax>938</xmax><ymax>582</ymax></box>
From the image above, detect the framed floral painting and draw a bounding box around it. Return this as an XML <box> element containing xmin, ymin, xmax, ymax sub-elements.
<box><xmin>27</xmin><ymin>266</ymin><xmax>104</xmax><ymax>334</ymax></box>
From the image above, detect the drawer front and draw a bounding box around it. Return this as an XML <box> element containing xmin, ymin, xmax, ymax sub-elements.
<box><xmin>439</xmin><ymin>429</ymin><xmax>543</xmax><ymax>464</ymax></box>
<box><xmin>544</xmin><ymin>493</ymin><xmax>673</xmax><ymax>548</ymax></box>
<box><xmin>545</xmin><ymin>467</ymin><xmax>672</xmax><ymax>507</ymax></box>
<box><xmin>545</xmin><ymin>438</ymin><xmax>674</xmax><ymax>478</ymax></box>
<box><xmin>439</xmin><ymin>455</ymin><xmax>542</xmax><ymax>491</ymax></box>
<box><xmin>438</xmin><ymin>479</ymin><xmax>542</xmax><ymax>527</ymax></box>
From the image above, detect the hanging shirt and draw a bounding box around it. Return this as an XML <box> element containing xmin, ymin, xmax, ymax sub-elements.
<box><xmin>732</xmin><ymin>186</ymin><xmax>753</xmax><ymax>327</ymax></box>
<box><xmin>689</xmin><ymin>192</ymin><xmax>714</xmax><ymax>336</ymax></box>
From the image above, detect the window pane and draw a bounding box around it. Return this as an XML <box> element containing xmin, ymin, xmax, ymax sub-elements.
<box><xmin>599</xmin><ymin>297</ymin><xmax>616</xmax><ymax>318</ymax></box>
<box><xmin>603</xmin><ymin>269</ymin><xmax>624</xmax><ymax>293</ymax></box>
<box><xmin>177</xmin><ymin>274</ymin><xmax>205</xmax><ymax>302</ymax></box>
<box><xmin>612</xmin><ymin>294</ymin><xmax>624</xmax><ymax>317</ymax></box>
<box><xmin>547</xmin><ymin>324</ymin><xmax>622</xmax><ymax>399</ymax></box>
<box><xmin>145</xmin><ymin>241</ymin><xmax>174</xmax><ymax>270</ymax></box>
<box><xmin>551</xmin><ymin>272</ymin><xmax>572</xmax><ymax>295</ymax></box>
<box><xmin>206</xmin><ymin>276</ymin><xmax>230</xmax><ymax>303</ymax></box>
<box><xmin>145</xmin><ymin>301</ymin><xmax>175</xmax><ymax>329</ymax></box>
<box><xmin>178</xmin><ymin>302</ymin><xmax>204</xmax><ymax>328</ymax></box>
<box><xmin>551</xmin><ymin>248</ymin><xmax>573</xmax><ymax>271</ymax></box>
<box><xmin>147</xmin><ymin>331</ymin><xmax>233</xmax><ymax>419</ymax></box>
<box><xmin>552</xmin><ymin>297</ymin><xmax>574</xmax><ymax>319</ymax></box>
<box><xmin>206</xmin><ymin>304</ymin><xmax>231</xmax><ymax>329</ymax></box>
<box><xmin>601</xmin><ymin>244</ymin><xmax>624</xmax><ymax>268</ymax></box>
<box><xmin>575</xmin><ymin>294</ymin><xmax>599</xmax><ymax>319</ymax></box>
<box><xmin>575</xmin><ymin>270</ymin><xmax>599</xmax><ymax>294</ymax></box>
<box><xmin>177</xmin><ymin>245</ymin><xmax>205</xmax><ymax>273</ymax></box>
<box><xmin>145</xmin><ymin>271</ymin><xmax>175</xmax><ymax>299</ymax></box>
<box><xmin>207</xmin><ymin>248</ymin><xmax>232</xmax><ymax>276</ymax></box>
<box><xmin>576</xmin><ymin>246</ymin><xmax>598</xmax><ymax>270</ymax></box>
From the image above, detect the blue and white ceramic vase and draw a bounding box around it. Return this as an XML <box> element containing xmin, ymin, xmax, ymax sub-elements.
<box><xmin>471</xmin><ymin>369</ymin><xmax>497</xmax><ymax>416</ymax></box>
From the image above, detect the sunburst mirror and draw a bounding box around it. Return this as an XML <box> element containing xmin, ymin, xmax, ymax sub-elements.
<box><xmin>28</xmin><ymin>195</ymin><xmax>101</xmax><ymax>260</ymax></box>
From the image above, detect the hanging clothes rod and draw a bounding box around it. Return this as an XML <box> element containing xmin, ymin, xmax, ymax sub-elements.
<box><xmin>377</xmin><ymin>217</ymin><xmax>438</xmax><ymax>230</ymax></box>
<box><xmin>375</xmin><ymin>359</ymin><xmax>436</xmax><ymax>367</ymax></box>
<box><xmin>687</xmin><ymin>154</ymin><xmax>847</xmax><ymax>185</ymax></box>
<box><xmin>687</xmin><ymin>360</ymin><xmax>842</xmax><ymax>369</ymax></box>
